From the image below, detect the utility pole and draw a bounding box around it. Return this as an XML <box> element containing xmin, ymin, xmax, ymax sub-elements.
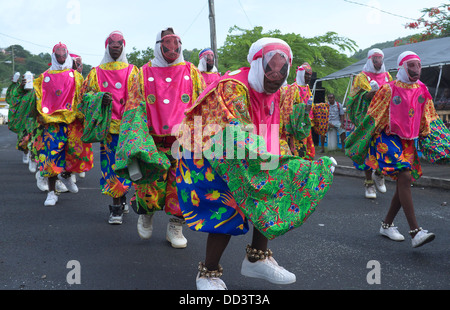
<box><xmin>208</xmin><ymin>0</ymin><xmax>218</xmax><ymax>67</ymax></box>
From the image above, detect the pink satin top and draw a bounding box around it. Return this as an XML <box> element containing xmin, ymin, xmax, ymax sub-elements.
<box><xmin>224</xmin><ymin>68</ymin><xmax>281</xmax><ymax>155</ymax></box>
<box><xmin>201</xmin><ymin>72</ymin><xmax>221</xmax><ymax>86</ymax></box>
<box><xmin>142</xmin><ymin>63</ymin><xmax>194</xmax><ymax>136</ymax></box>
<box><xmin>96</xmin><ymin>64</ymin><xmax>134</xmax><ymax>120</ymax></box>
<box><xmin>388</xmin><ymin>80</ymin><xmax>431</xmax><ymax>139</ymax></box>
<box><xmin>41</xmin><ymin>69</ymin><xmax>76</xmax><ymax>115</ymax></box>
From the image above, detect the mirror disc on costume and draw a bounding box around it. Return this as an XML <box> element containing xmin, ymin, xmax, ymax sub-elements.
<box><xmin>418</xmin><ymin>95</ymin><xmax>425</xmax><ymax>104</ymax></box>
<box><xmin>55</xmin><ymin>90</ymin><xmax>62</xmax><ymax>96</ymax></box>
<box><xmin>44</xmin><ymin>76</ymin><xmax>51</xmax><ymax>83</ymax></box>
<box><xmin>148</xmin><ymin>77</ymin><xmax>154</xmax><ymax>82</ymax></box>
<box><xmin>228</xmin><ymin>70</ymin><xmax>241</xmax><ymax>76</ymax></box>
<box><xmin>147</xmin><ymin>94</ymin><xmax>156</xmax><ymax>104</ymax></box>
<box><xmin>269</xmin><ymin>101</ymin><xmax>274</xmax><ymax>115</ymax></box>
<box><xmin>181</xmin><ymin>94</ymin><xmax>190</xmax><ymax>104</ymax></box>
<box><xmin>393</xmin><ymin>96</ymin><xmax>402</xmax><ymax>105</ymax></box>
<box><xmin>69</xmin><ymin>72</ymin><xmax>74</xmax><ymax>78</ymax></box>
<box><xmin>163</xmin><ymin>125</ymin><xmax>169</xmax><ymax>130</ymax></box>
<box><xmin>409</xmin><ymin>108</ymin><xmax>415</xmax><ymax>118</ymax></box>
<box><xmin>184</xmin><ymin>75</ymin><xmax>190</xmax><ymax>80</ymax></box>
<box><xmin>115</xmin><ymin>82</ymin><xmax>122</xmax><ymax>89</ymax></box>
<box><xmin>42</xmin><ymin>107</ymin><xmax>49</xmax><ymax>114</ymax></box>
<box><xmin>103</xmin><ymin>81</ymin><xmax>109</xmax><ymax>88</ymax></box>
<box><xmin>166</xmin><ymin>78</ymin><xmax>172</xmax><ymax>83</ymax></box>
<box><xmin>163</xmin><ymin>99</ymin><xmax>170</xmax><ymax>104</ymax></box>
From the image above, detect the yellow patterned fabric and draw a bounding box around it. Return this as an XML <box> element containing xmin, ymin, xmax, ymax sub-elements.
<box><xmin>368</xmin><ymin>80</ymin><xmax>439</xmax><ymax>137</ymax></box>
<box><xmin>82</xmin><ymin>62</ymin><xmax>139</xmax><ymax>134</ymax></box>
<box><xmin>34</xmin><ymin>69</ymin><xmax>84</xmax><ymax>124</ymax></box>
<box><xmin>350</xmin><ymin>72</ymin><xmax>373</xmax><ymax>96</ymax></box>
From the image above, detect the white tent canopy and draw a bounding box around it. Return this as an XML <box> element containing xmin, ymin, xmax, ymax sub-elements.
<box><xmin>318</xmin><ymin>37</ymin><xmax>450</xmax><ymax>81</ymax></box>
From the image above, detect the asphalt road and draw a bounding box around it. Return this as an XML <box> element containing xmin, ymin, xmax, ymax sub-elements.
<box><xmin>0</xmin><ymin>125</ymin><xmax>449</xmax><ymax>292</ymax></box>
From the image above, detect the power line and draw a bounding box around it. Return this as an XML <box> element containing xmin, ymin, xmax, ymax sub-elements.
<box><xmin>238</xmin><ymin>0</ymin><xmax>253</xmax><ymax>28</ymax></box>
<box><xmin>182</xmin><ymin>3</ymin><xmax>208</xmax><ymax>38</ymax></box>
<box><xmin>343</xmin><ymin>0</ymin><xmax>416</xmax><ymax>21</ymax></box>
<box><xmin>0</xmin><ymin>32</ymin><xmax>103</xmax><ymax>57</ymax></box>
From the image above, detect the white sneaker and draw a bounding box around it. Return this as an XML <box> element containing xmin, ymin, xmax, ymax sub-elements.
<box><xmin>411</xmin><ymin>229</ymin><xmax>435</xmax><ymax>248</ymax></box>
<box><xmin>44</xmin><ymin>191</ymin><xmax>58</xmax><ymax>206</ymax></box>
<box><xmin>365</xmin><ymin>181</ymin><xmax>377</xmax><ymax>199</ymax></box>
<box><xmin>241</xmin><ymin>255</ymin><xmax>296</xmax><ymax>285</ymax></box>
<box><xmin>28</xmin><ymin>159</ymin><xmax>37</xmax><ymax>173</ymax></box>
<box><xmin>108</xmin><ymin>205</ymin><xmax>123</xmax><ymax>225</ymax></box>
<box><xmin>196</xmin><ymin>273</ymin><xmax>227</xmax><ymax>290</ymax></box>
<box><xmin>78</xmin><ymin>172</ymin><xmax>85</xmax><ymax>178</ymax></box>
<box><xmin>380</xmin><ymin>224</ymin><xmax>405</xmax><ymax>241</ymax></box>
<box><xmin>71</xmin><ymin>174</ymin><xmax>77</xmax><ymax>183</ymax></box>
<box><xmin>55</xmin><ymin>180</ymin><xmax>68</xmax><ymax>193</ymax></box>
<box><xmin>166</xmin><ymin>219</ymin><xmax>187</xmax><ymax>248</ymax></box>
<box><xmin>36</xmin><ymin>171</ymin><xmax>49</xmax><ymax>192</ymax></box>
<box><xmin>372</xmin><ymin>170</ymin><xmax>387</xmax><ymax>193</ymax></box>
<box><xmin>22</xmin><ymin>153</ymin><xmax>29</xmax><ymax>164</ymax></box>
<box><xmin>137</xmin><ymin>214</ymin><xmax>154</xmax><ymax>240</ymax></box>
<box><xmin>57</xmin><ymin>174</ymin><xmax>78</xmax><ymax>193</ymax></box>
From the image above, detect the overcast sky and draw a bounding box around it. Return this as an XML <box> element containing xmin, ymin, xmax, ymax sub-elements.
<box><xmin>0</xmin><ymin>0</ymin><xmax>446</xmax><ymax>67</ymax></box>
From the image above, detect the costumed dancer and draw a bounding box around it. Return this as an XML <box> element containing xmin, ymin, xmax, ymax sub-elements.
<box><xmin>289</xmin><ymin>62</ymin><xmax>315</xmax><ymax>160</ymax></box>
<box><xmin>198</xmin><ymin>48</ymin><xmax>220</xmax><ymax>86</ymax></box>
<box><xmin>34</xmin><ymin>42</ymin><xmax>93</xmax><ymax>206</ymax></box>
<box><xmin>6</xmin><ymin>72</ymin><xmax>29</xmax><ymax>164</ymax></box>
<box><xmin>346</xmin><ymin>51</ymin><xmax>450</xmax><ymax>248</ymax></box>
<box><xmin>80</xmin><ymin>31</ymin><xmax>139</xmax><ymax>224</ymax></box>
<box><xmin>115</xmin><ymin>27</ymin><xmax>206</xmax><ymax>248</ymax></box>
<box><xmin>176</xmin><ymin>38</ymin><xmax>336</xmax><ymax>289</ymax></box>
<box><xmin>346</xmin><ymin>48</ymin><xmax>392</xmax><ymax>199</ymax></box>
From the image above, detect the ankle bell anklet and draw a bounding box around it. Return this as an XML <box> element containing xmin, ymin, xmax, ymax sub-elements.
<box><xmin>408</xmin><ymin>227</ymin><xmax>423</xmax><ymax>235</ymax></box>
<box><xmin>381</xmin><ymin>221</ymin><xmax>394</xmax><ymax>229</ymax></box>
<box><xmin>246</xmin><ymin>244</ymin><xmax>273</xmax><ymax>261</ymax></box>
<box><xmin>198</xmin><ymin>262</ymin><xmax>223</xmax><ymax>278</ymax></box>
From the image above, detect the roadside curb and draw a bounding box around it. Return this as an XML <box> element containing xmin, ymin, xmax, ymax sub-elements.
<box><xmin>335</xmin><ymin>165</ymin><xmax>450</xmax><ymax>190</ymax></box>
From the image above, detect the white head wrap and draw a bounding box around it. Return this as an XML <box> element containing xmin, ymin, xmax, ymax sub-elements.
<box><xmin>362</xmin><ymin>48</ymin><xmax>386</xmax><ymax>74</ymax></box>
<box><xmin>152</xmin><ymin>27</ymin><xmax>185</xmax><ymax>67</ymax></box>
<box><xmin>296</xmin><ymin>69</ymin><xmax>306</xmax><ymax>86</ymax></box>
<box><xmin>100</xmin><ymin>31</ymin><xmax>128</xmax><ymax>65</ymax></box>
<box><xmin>247</xmin><ymin>37</ymin><xmax>293</xmax><ymax>93</ymax></box>
<box><xmin>396</xmin><ymin>51</ymin><xmax>421</xmax><ymax>84</ymax></box>
<box><xmin>50</xmin><ymin>50</ymin><xmax>73</xmax><ymax>71</ymax></box>
<box><xmin>198</xmin><ymin>49</ymin><xmax>218</xmax><ymax>73</ymax></box>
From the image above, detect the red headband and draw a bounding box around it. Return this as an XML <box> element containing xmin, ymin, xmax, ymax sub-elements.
<box><xmin>399</xmin><ymin>54</ymin><xmax>421</xmax><ymax>66</ymax></box>
<box><xmin>252</xmin><ymin>43</ymin><xmax>292</xmax><ymax>65</ymax></box>
<box><xmin>368</xmin><ymin>52</ymin><xmax>383</xmax><ymax>59</ymax></box>
<box><xmin>53</xmin><ymin>42</ymin><xmax>67</xmax><ymax>53</ymax></box>
<box><xmin>105</xmin><ymin>31</ymin><xmax>126</xmax><ymax>48</ymax></box>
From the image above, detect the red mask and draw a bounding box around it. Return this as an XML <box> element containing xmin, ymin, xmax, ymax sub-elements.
<box><xmin>262</xmin><ymin>48</ymin><xmax>290</xmax><ymax>82</ymax></box>
<box><xmin>159</xmin><ymin>34</ymin><xmax>182</xmax><ymax>63</ymax></box>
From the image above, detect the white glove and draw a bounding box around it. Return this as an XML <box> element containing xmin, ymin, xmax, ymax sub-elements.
<box><xmin>369</xmin><ymin>80</ymin><xmax>379</xmax><ymax>92</ymax></box>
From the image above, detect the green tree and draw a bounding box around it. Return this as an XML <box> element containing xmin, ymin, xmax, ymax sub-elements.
<box><xmin>217</xmin><ymin>26</ymin><xmax>358</xmax><ymax>101</ymax></box>
<box><xmin>404</xmin><ymin>3</ymin><xmax>450</xmax><ymax>44</ymax></box>
<box><xmin>127</xmin><ymin>47</ymin><xmax>154</xmax><ymax>67</ymax></box>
